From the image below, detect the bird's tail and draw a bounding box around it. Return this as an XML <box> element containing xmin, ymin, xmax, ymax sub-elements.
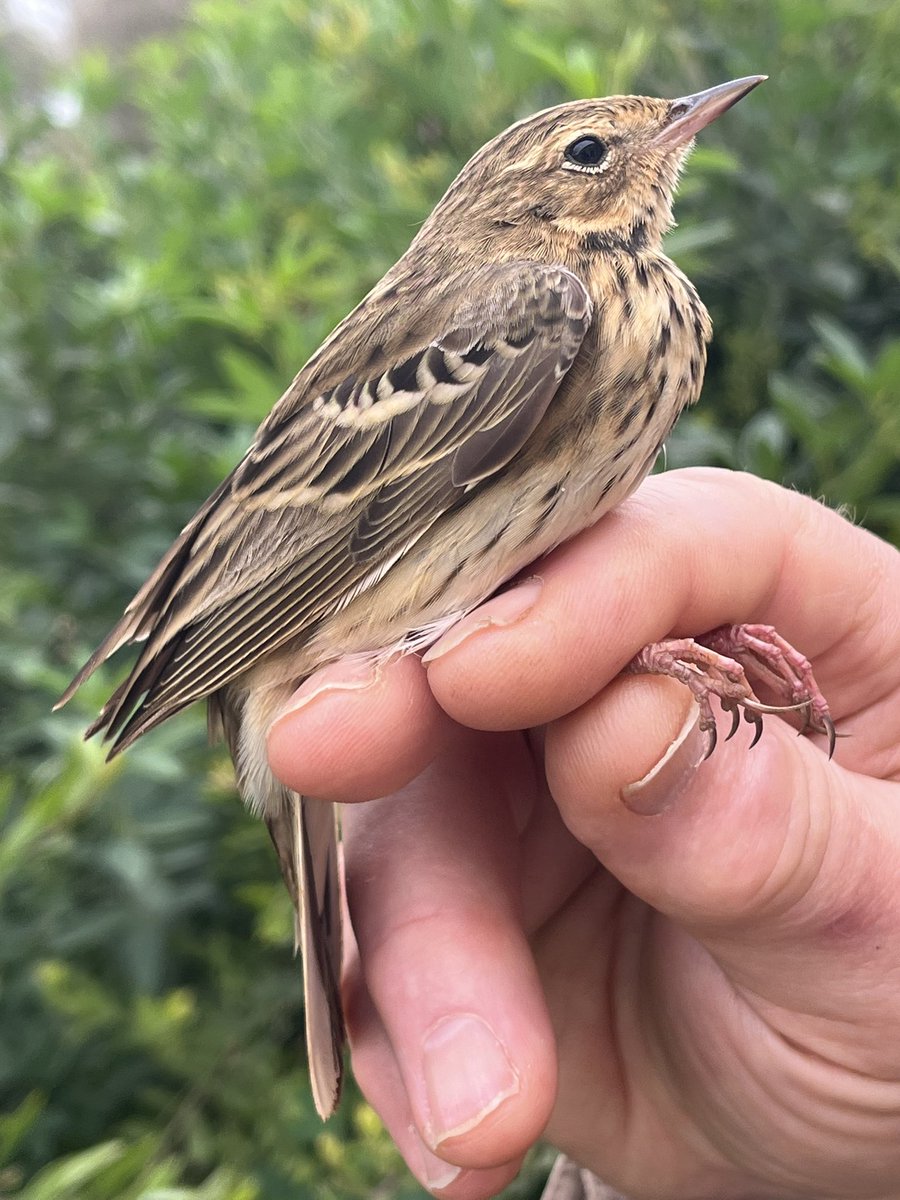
<box><xmin>265</xmin><ymin>790</ymin><xmax>345</xmax><ymax>1118</ymax></box>
<box><xmin>214</xmin><ymin>685</ymin><xmax>345</xmax><ymax>1118</ymax></box>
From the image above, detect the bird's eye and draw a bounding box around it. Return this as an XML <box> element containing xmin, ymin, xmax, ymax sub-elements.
<box><xmin>564</xmin><ymin>136</ymin><xmax>609</xmax><ymax>169</ymax></box>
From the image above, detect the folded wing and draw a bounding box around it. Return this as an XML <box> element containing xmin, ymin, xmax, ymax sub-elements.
<box><xmin>59</xmin><ymin>262</ymin><xmax>592</xmax><ymax>751</ymax></box>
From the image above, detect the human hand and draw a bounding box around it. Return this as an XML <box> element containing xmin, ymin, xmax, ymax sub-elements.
<box><xmin>267</xmin><ymin>468</ymin><xmax>900</xmax><ymax>1199</ymax></box>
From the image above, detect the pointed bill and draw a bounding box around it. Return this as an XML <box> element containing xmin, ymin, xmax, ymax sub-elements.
<box><xmin>654</xmin><ymin>75</ymin><xmax>767</xmax><ymax>149</ymax></box>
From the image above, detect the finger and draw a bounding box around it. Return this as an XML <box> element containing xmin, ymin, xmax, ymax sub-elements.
<box><xmin>267</xmin><ymin>653</ymin><xmax>455</xmax><ymax>802</ymax></box>
<box><xmin>544</xmin><ymin>671</ymin><xmax>900</xmax><ymax>1072</ymax></box>
<box><xmin>343</xmin><ymin>727</ymin><xmax>556</xmax><ymax>1169</ymax></box>
<box><xmin>344</xmin><ymin>938</ymin><xmax>524</xmax><ymax>1198</ymax></box>
<box><xmin>422</xmin><ymin>469</ymin><xmax>900</xmax><ymax>768</ymax></box>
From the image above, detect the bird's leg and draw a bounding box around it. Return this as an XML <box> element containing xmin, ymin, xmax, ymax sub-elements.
<box><xmin>625</xmin><ymin>625</ymin><xmax>835</xmax><ymax>759</ymax></box>
<box><xmin>702</xmin><ymin>624</ymin><xmax>834</xmax><ymax>749</ymax></box>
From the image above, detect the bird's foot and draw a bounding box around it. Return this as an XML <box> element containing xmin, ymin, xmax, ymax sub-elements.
<box><xmin>625</xmin><ymin>623</ymin><xmax>835</xmax><ymax>759</ymax></box>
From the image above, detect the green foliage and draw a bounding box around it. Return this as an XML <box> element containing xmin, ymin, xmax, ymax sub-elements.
<box><xmin>0</xmin><ymin>0</ymin><xmax>897</xmax><ymax>1196</ymax></box>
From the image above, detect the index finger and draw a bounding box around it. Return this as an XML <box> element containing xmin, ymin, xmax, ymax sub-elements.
<box><xmin>422</xmin><ymin>468</ymin><xmax>899</xmax><ymax>771</ymax></box>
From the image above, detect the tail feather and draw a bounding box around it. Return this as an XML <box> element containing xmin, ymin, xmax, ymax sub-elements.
<box><xmin>267</xmin><ymin>792</ymin><xmax>345</xmax><ymax>1117</ymax></box>
<box><xmin>221</xmin><ymin>684</ymin><xmax>345</xmax><ymax>1119</ymax></box>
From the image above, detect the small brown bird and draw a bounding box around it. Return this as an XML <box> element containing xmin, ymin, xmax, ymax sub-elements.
<box><xmin>58</xmin><ymin>76</ymin><xmax>832</xmax><ymax>1118</ymax></box>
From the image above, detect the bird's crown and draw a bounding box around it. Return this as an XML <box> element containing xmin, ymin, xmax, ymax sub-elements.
<box><xmin>414</xmin><ymin>78</ymin><xmax>764</xmax><ymax>261</ymax></box>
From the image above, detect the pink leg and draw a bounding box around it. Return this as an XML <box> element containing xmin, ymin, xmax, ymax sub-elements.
<box><xmin>626</xmin><ymin>625</ymin><xmax>835</xmax><ymax>759</ymax></box>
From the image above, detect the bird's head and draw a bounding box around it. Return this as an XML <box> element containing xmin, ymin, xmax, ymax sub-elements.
<box><xmin>419</xmin><ymin>77</ymin><xmax>765</xmax><ymax>262</ymax></box>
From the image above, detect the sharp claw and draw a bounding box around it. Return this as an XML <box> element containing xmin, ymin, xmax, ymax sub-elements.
<box><xmin>629</xmin><ymin>632</ymin><xmax>836</xmax><ymax>762</ymax></box>
<box><xmin>823</xmin><ymin>714</ymin><xmax>836</xmax><ymax>760</ymax></box>
<box><xmin>702</xmin><ymin>723</ymin><xmax>717</xmax><ymax>761</ymax></box>
<box><xmin>725</xmin><ymin>705</ymin><xmax>741</xmax><ymax>742</ymax></box>
<box><xmin>748</xmin><ymin>712</ymin><xmax>764</xmax><ymax>749</ymax></box>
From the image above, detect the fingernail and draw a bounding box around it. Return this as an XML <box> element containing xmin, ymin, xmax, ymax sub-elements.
<box><xmin>421</xmin><ymin>1014</ymin><xmax>519</xmax><ymax>1147</ymax></box>
<box><xmin>422</xmin><ymin>577</ymin><xmax>543</xmax><ymax>664</ymax></box>
<box><xmin>621</xmin><ymin>701</ymin><xmax>705</xmax><ymax>815</ymax></box>
<box><xmin>410</xmin><ymin>1129</ymin><xmax>462</xmax><ymax>1192</ymax></box>
<box><xmin>271</xmin><ymin>657</ymin><xmax>380</xmax><ymax>726</ymax></box>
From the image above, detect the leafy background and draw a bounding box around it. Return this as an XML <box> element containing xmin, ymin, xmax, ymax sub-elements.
<box><xmin>1</xmin><ymin>0</ymin><xmax>898</xmax><ymax>1196</ymax></box>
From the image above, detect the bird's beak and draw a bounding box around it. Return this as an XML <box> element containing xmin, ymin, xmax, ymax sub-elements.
<box><xmin>653</xmin><ymin>75</ymin><xmax>767</xmax><ymax>149</ymax></box>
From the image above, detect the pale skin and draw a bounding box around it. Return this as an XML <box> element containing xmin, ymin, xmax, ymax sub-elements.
<box><xmin>266</xmin><ymin>468</ymin><xmax>900</xmax><ymax>1200</ymax></box>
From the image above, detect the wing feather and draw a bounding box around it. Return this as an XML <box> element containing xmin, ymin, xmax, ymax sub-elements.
<box><xmin>64</xmin><ymin>262</ymin><xmax>592</xmax><ymax>751</ymax></box>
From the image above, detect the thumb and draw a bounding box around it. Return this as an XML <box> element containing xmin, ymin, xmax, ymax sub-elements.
<box><xmin>544</xmin><ymin>674</ymin><xmax>900</xmax><ymax>1056</ymax></box>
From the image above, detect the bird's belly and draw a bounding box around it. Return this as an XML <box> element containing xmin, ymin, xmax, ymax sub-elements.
<box><xmin>293</xmin><ymin>415</ymin><xmax>666</xmax><ymax>674</ymax></box>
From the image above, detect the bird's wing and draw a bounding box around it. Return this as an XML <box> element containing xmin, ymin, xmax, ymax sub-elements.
<box><xmin>59</xmin><ymin>261</ymin><xmax>592</xmax><ymax>751</ymax></box>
